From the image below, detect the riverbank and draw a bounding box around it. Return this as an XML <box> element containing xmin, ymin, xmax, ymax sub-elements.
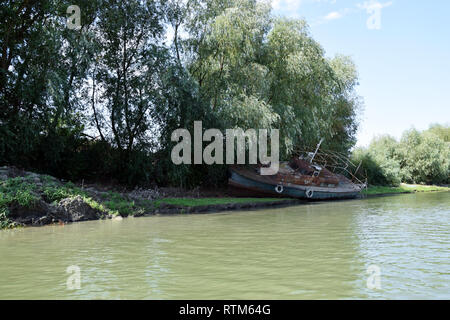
<box><xmin>0</xmin><ymin>166</ymin><xmax>300</xmax><ymax>229</ymax></box>
<box><xmin>362</xmin><ymin>184</ymin><xmax>450</xmax><ymax>196</ymax></box>
<box><xmin>1</xmin><ymin>166</ymin><xmax>449</xmax><ymax>229</ymax></box>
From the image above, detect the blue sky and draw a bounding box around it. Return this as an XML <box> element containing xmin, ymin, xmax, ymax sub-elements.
<box><xmin>271</xmin><ymin>0</ymin><xmax>450</xmax><ymax>147</ymax></box>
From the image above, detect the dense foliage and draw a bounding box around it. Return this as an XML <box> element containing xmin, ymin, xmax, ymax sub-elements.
<box><xmin>352</xmin><ymin>125</ymin><xmax>450</xmax><ymax>186</ymax></box>
<box><xmin>1</xmin><ymin>0</ymin><xmax>362</xmax><ymax>187</ymax></box>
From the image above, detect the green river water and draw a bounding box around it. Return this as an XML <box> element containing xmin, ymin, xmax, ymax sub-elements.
<box><xmin>0</xmin><ymin>192</ymin><xmax>449</xmax><ymax>299</ymax></box>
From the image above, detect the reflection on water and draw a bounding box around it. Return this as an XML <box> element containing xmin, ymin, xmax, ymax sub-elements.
<box><xmin>0</xmin><ymin>192</ymin><xmax>449</xmax><ymax>299</ymax></box>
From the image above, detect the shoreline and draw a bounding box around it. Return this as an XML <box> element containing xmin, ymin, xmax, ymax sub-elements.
<box><xmin>5</xmin><ymin>189</ymin><xmax>450</xmax><ymax>230</ymax></box>
<box><xmin>1</xmin><ymin>166</ymin><xmax>449</xmax><ymax>229</ymax></box>
<box><xmin>149</xmin><ymin>187</ymin><xmax>450</xmax><ymax>216</ymax></box>
<box><xmin>361</xmin><ymin>184</ymin><xmax>450</xmax><ymax>197</ymax></box>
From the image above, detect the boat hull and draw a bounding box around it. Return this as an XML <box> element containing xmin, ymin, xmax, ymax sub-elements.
<box><xmin>229</xmin><ymin>169</ymin><xmax>360</xmax><ymax>200</ymax></box>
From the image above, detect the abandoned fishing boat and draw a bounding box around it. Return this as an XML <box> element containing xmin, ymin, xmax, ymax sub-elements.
<box><xmin>228</xmin><ymin>142</ymin><xmax>366</xmax><ymax>200</ymax></box>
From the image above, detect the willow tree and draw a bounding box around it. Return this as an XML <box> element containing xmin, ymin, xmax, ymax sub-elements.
<box><xmin>397</xmin><ymin>129</ymin><xmax>450</xmax><ymax>184</ymax></box>
<box><xmin>187</xmin><ymin>0</ymin><xmax>278</xmax><ymax>129</ymax></box>
<box><xmin>426</xmin><ymin>124</ymin><xmax>450</xmax><ymax>142</ymax></box>
<box><xmin>90</xmin><ymin>0</ymin><xmax>168</xmax><ymax>167</ymax></box>
<box><xmin>261</xmin><ymin>18</ymin><xmax>360</xmax><ymax>154</ymax></box>
<box><xmin>178</xmin><ymin>0</ymin><xmax>362</xmax><ymax>158</ymax></box>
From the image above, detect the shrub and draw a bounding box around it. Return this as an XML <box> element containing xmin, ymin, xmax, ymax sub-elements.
<box><xmin>0</xmin><ymin>207</ymin><xmax>14</xmax><ymax>229</ymax></box>
<box><xmin>0</xmin><ymin>178</ymin><xmax>39</xmax><ymax>207</ymax></box>
<box><xmin>353</xmin><ymin>126</ymin><xmax>450</xmax><ymax>186</ymax></box>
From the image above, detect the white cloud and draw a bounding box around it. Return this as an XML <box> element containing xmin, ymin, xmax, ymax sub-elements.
<box><xmin>314</xmin><ymin>7</ymin><xmax>352</xmax><ymax>25</ymax></box>
<box><xmin>314</xmin><ymin>0</ymin><xmax>337</xmax><ymax>3</ymax></box>
<box><xmin>271</xmin><ymin>0</ymin><xmax>338</xmax><ymax>11</ymax></box>
<box><xmin>357</xmin><ymin>0</ymin><xmax>392</xmax><ymax>11</ymax></box>
<box><xmin>271</xmin><ymin>0</ymin><xmax>303</xmax><ymax>11</ymax></box>
<box><xmin>324</xmin><ymin>11</ymin><xmax>342</xmax><ymax>20</ymax></box>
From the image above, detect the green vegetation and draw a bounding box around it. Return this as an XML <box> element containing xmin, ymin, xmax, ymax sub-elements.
<box><xmin>353</xmin><ymin>125</ymin><xmax>450</xmax><ymax>186</ymax></box>
<box><xmin>155</xmin><ymin>197</ymin><xmax>286</xmax><ymax>208</ymax></box>
<box><xmin>0</xmin><ymin>176</ymin><xmax>119</xmax><ymax>227</ymax></box>
<box><xmin>0</xmin><ymin>206</ymin><xmax>14</xmax><ymax>229</ymax></box>
<box><xmin>102</xmin><ymin>192</ymin><xmax>135</xmax><ymax>216</ymax></box>
<box><xmin>43</xmin><ymin>183</ymin><xmax>86</xmax><ymax>203</ymax></box>
<box><xmin>0</xmin><ymin>177</ymin><xmax>40</xmax><ymax>228</ymax></box>
<box><xmin>362</xmin><ymin>184</ymin><xmax>450</xmax><ymax>196</ymax></box>
<box><xmin>0</xmin><ymin>170</ymin><xmax>295</xmax><ymax>228</ymax></box>
<box><xmin>0</xmin><ymin>178</ymin><xmax>39</xmax><ymax>208</ymax></box>
<box><xmin>81</xmin><ymin>196</ymin><xmax>116</xmax><ymax>216</ymax></box>
<box><xmin>1</xmin><ymin>0</ymin><xmax>362</xmax><ymax>188</ymax></box>
<box><xmin>1</xmin><ymin>0</ymin><xmax>446</xmax><ymax>198</ymax></box>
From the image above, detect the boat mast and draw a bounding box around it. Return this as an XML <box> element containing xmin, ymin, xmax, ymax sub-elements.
<box><xmin>310</xmin><ymin>138</ymin><xmax>324</xmax><ymax>164</ymax></box>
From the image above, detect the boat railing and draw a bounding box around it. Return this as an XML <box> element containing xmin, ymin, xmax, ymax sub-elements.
<box><xmin>293</xmin><ymin>149</ymin><xmax>367</xmax><ymax>189</ymax></box>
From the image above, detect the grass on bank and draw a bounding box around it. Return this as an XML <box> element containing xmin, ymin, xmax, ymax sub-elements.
<box><xmin>0</xmin><ymin>177</ymin><xmax>121</xmax><ymax>228</ymax></box>
<box><xmin>0</xmin><ymin>176</ymin><xmax>43</xmax><ymax>228</ymax></box>
<box><xmin>362</xmin><ymin>183</ymin><xmax>450</xmax><ymax>195</ymax></box>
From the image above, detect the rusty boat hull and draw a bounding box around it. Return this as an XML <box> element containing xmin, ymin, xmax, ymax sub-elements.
<box><xmin>228</xmin><ymin>160</ymin><xmax>363</xmax><ymax>200</ymax></box>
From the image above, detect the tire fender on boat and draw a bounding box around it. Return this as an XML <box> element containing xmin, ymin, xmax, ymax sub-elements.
<box><xmin>306</xmin><ymin>189</ymin><xmax>314</xmax><ymax>199</ymax></box>
<box><xmin>275</xmin><ymin>184</ymin><xmax>284</xmax><ymax>193</ymax></box>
